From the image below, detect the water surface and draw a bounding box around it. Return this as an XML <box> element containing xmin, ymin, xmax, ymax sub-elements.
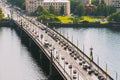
<box><xmin>57</xmin><ymin>27</ymin><xmax>120</xmax><ymax>79</ymax></box>
<box><xmin>0</xmin><ymin>27</ymin><xmax>47</xmax><ymax>80</ymax></box>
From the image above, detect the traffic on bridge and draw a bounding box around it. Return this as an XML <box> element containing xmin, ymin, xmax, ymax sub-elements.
<box><xmin>3</xmin><ymin>2</ymin><xmax>113</xmax><ymax>80</ymax></box>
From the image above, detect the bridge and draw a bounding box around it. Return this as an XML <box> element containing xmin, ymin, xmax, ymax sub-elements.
<box><xmin>9</xmin><ymin>8</ymin><xmax>113</xmax><ymax>80</ymax></box>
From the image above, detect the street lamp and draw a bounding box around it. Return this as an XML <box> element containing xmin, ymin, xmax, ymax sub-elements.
<box><xmin>90</xmin><ymin>47</ymin><xmax>93</xmax><ymax>67</ymax></box>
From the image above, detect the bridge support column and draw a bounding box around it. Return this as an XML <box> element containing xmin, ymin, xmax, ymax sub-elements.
<box><xmin>20</xmin><ymin>28</ymin><xmax>22</xmax><ymax>38</ymax></box>
<box><xmin>39</xmin><ymin>50</ymin><xmax>43</xmax><ymax>65</ymax></box>
<box><xmin>29</xmin><ymin>38</ymin><xmax>31</xmax><ymax>52</ymax></box>
<box><xmin>48</xmin><ymin>50</ymin><xmax>53</xmax><ymax>80</ymax></box>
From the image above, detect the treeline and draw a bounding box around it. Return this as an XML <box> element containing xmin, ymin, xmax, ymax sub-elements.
<box><xmin>6</xmin><ymin>0</ymin><xmax>25</xmax><ymax>10</ymax></box>
<box><xmin>0</xmin><ymin>8</ymin><xmax>4</xmax><ymax>19</ymax></box>
<box><xmin>33</xmin><ymin>5</ymin><xmax>65</xmax><ymax>16</ymax></box>
<box><xmin>70</xmin><ymin>0</ymin><xmax>116</xmax><ymax>17</ymax></box>
<box><xmin>108</xmin><ymin>12</ymin><xmax>120</xmax><ymax>22</ymax></box>
<box><xmin>35</xmin><ymin>5</ymin><xmax>61</xmax><ymax>23</ymax></box>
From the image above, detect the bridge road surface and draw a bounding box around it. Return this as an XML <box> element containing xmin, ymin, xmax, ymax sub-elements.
<box><xmin>11</xmin><ymin>10</ymin><xmax>112</xmax><ymax>80</ymax></box>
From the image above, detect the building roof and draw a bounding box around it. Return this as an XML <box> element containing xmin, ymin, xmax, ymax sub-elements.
<box><xmin>43</xmin><ymin>0</ymin><xmax>69</xmax><ymax>3</ymax></box>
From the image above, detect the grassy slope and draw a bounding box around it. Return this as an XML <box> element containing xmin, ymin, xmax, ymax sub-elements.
<box><xmin>57</xmin><ymin>16</ymin><xmax>108</xmax><ymax>24</ymax></box>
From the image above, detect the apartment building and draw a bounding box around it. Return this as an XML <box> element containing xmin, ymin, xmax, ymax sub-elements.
<box><xmin>79</xmin><ymin>0</ymin><xmax>91</xmax><ymax>4</ymax></box>
<box><xmin>26</xmin><ymin>0</ymin><xmax>70</xmax><ymax>15</ymax></box>
<box><xmin>104</xmin><ymin>0</ymin><xmax>120</xmax><ymax>12</ymax></box>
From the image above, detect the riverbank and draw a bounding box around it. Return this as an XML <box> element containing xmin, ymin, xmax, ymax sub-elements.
<box><xmin>48</xmin><ymin>22</ymin><xmax>120</xmax><ymax>28</ymax></box>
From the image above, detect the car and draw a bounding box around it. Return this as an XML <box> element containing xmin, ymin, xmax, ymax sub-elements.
<box><xmin>44</xmin><ymin>40</ymin><xmax>49</xmax><ymax>48</ymax></box>
<box><xmin>87</xmin><ymin>68</ymin><xmax>94</xmax><ymax>75</ymax></box>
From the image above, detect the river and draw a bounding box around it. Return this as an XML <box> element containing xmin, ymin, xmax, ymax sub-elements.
<box><xmin>0</xmin><ymin>27</ymin><xmax>47</xmax><ymax>80</ymax></box>
<box><xmin>56</xmin><ymin>27</ymin><xmax>120</xmax><ymax>80</ymax></box>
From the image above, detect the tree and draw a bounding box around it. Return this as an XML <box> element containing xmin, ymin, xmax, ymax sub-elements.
<box><xmin>37</xmin><ymin>14</ymin><xmax>60</xmax><ymax>23</ymax></box>
<box><xmin>92</xmin><ymin>0</ymin><xmax>99</xmax><ymax>5</ymax></box>
<box><xmin>70</xmin><ymin>0</ymin><xmax>79</xmax><ymax>14</ymax></box>
<box><xmin>96</xmin><ymin>4</ymin><xmax>108</xmax><ymax>16</ymax></box>
<box><xmin>49</xmin><ymin>5</ymin><xmax>56</xmax><ymax>15</ymax></box>
<box><xmin>107</xmin><ymin>5</ymin><xmax>116</xmax><ymax>15</ymax></box>
<box><xmin>54</xmin><ymin>9</ymin><xmax>60</xmax><ymax>15</ymax></box>
<box><xmin>101</xmin><ymin>0</ymin><xmax>106</xmax><ymax>5</ymax></box>
<box><xmin>108</xmin><ymin>12</ymin><xmax>120</xmax><ymax>22</ymax></box>
<box><xmin>0</xmin><ymin>8</ymin><xmax>4</xmax><ymax>19</ymax></box>
<box><xmin>74</xmin><ymin>4</ymin><xmax>86</xmax><ymax>16</ymax></box>
<box><xmin>91</xmin><ymin>6</ymin><xmax>97</xmax><ymax>16</ymax></box>
<box><xmin>36</xmin><ymin>5</ymin><xmax>49</xmax><ymax>16</ymax></box>
<box><xmin>60</xmin><ymin>6</ymin><xmax>64</xmax><ymax>15</ymax></box>
<box><xmin>7</xmin><ymin>0</ymin><xmax>25</xmax><ymax>10</ymax></box>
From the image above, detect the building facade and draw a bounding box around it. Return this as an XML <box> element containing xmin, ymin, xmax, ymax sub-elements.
<box><xmin>79</xmin><ymin>0</ymin><xmax>91</xmax><ymax>4</ymax></box>
<box><xmin>104</xmin><ymin>0</ymin><xmax>120</xmax><ymax>12</ymax></box>
<box><xmin>26</xmin><ymin>0</ymin><xmax>70</xmax><ymax>15</ymax></box>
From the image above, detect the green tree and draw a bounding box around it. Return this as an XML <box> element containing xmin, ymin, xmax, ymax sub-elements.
<box><xmin>91</xmin><ymin>6</ymin><xmax>97</xmax><ymax>16</ymax></box>
<box><xmin>60</xmin><ymin>6</ymin><xmax>64</xmax><ymax>15</ymax></box>
<box><xmin>37</xmin><ymin>14</ymin><xmax>60</xmax><ymax>23</ymax></box>
<box><xmin>92</xmin><ymin>0</ymin><xmax>99</xmax><ymax>5</ymax></box>
<box><xmin>7</xmin><ymin>0</ymin><xmax>25</xmax><ymax>10</ymax></box>
<box><xmin>107</xmin><ymin>5</ymin><xmax>116</xmax><ymax>15</ymax></box>
<box><xmin>96</xmin><ymin>4</ymin><xmax>108</xmax><ymax>16</ymax></box>
<box><xmin>49</xmin><ymin>5</ymin><xmax>56</xmax><ymax>15</ymax></box>
<box><xmin>36</xmin><ymin>5</ymin><xmax>49</xmax><ymax>16</ymax></box>
<box><xmin>108</xmin><ymin>12</ymin><xmax>120</xmax><ymax>22</ymax></box>
<box><xmin>74</xmin><ymin>4</ymin><xmax>86</xmax><ymax>16</ymax></box>
<box><xmin>0</xmin><ymin>8</ymin><xmax>4</xmax><ymax>19</ymax></box>
<box><xmin>55</xmin><ymin>9</ymin><xmax>60</xmax><ymax>15</ymax></box>
<box><xmin>101</xmin><ymin>0</ymin><xmax>106</xmax><ymax>5</ymax></box>
<box><xmin>70</xmin><ymin>0</ymin><xmax>79</xmax><ymax>14</ymax></box>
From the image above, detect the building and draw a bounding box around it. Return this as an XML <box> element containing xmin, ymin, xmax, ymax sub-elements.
<box><xmin>25</xmin><ymin>0</ymin><xmax>70</xmax><ymax>15</ymax></box>
<box><xmin>79</xmin><ymin>0</ymin><xmax>91</xmax><ymax>4</ymax></box>
<box><xmin>104</xmin><ymin>0</ymin><xmax>120</xmax><ymax>12</ymax></box>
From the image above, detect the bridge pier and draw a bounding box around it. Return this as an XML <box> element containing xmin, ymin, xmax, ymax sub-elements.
<box><xmin>48</xmin><ymin>50</ymin><xmax>53</xmax><ymax>80</ymax></box>
<box><xmin>39</xmin><ymin>50</ymin><xmax>43</xmax><ymax>65</ymax></box>
<box><xmin>20</xmin><ymin>27</ymin><xmax>23</xmax><ymax>38</ymax></box>
<box><xmin>29</xmin><ymin>38</ymin><xmax>32</xmax><ymax>52</ymax></box>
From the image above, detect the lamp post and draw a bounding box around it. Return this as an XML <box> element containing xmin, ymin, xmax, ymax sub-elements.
<box><xmin>71</xmin><ymin>35</ymin><xmax>73</xmax><ymax>43</ymax></box>
<box><xmin>106</xmin><ymin>63</ymin><xmax>108</xmax><ymax>80</ymax></box>
<box><xmin>97</xmin><ymin>56</ymin><xmax>99</xmax><ymax>72</ymax></box>
<box><xmin>90</xmin><ymin>47</ymin><xmax>93</xmax><ymax>67</ymax></box>
<box><xmin>77</xmin><ymin>39</ymin><xmax>79</xmax><ymax>48</ymax></box>
<box><xmin>83</xmin><ymin>44</ymin><xmax>85</xmax><ymax>59</ymax></box>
